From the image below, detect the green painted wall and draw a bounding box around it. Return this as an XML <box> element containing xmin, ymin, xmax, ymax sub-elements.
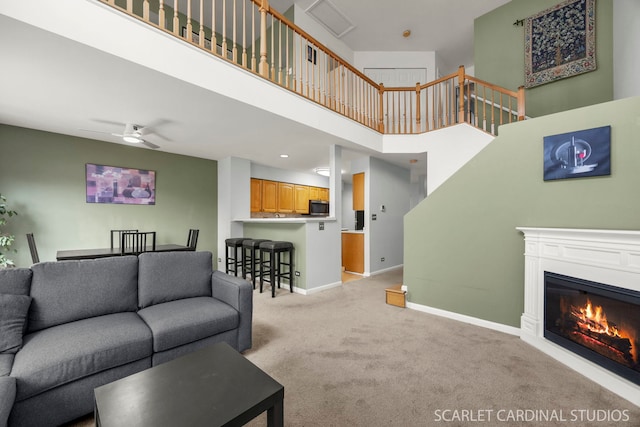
<box><xmin>242</xmin><ymin>222</ymin><xmax>306</xmax><ymax>289</ymax></box>
<box><xmin>0</xmin><ymin>125</ymin><xmax>218</xmax><ymax>268</ymax></box>
<box><xmin>404</xmin><ymin>96</ymin><xmax>640</xmax><ymax>327</ymax></box>
<box><xmin>474</xmin><ymin>0</ymin><xmax>613</xmax><ymax>118</ymax></box>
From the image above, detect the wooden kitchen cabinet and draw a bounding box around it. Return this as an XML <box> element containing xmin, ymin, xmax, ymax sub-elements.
<box><xmin>251</xmin><ymin>179</ymin><xmax>328</xmax><ymax>214</ymax></box>
<box><xmin>342</xmin><ymin>232</ymin><xmax>364</xmax><ymax>273</ymax></box>
<box><xmin>277</xmin><ymin>182</ymin><xmax>295</xmax><ymax>213</ymax></box>
<box><xmin>294</xmin><ymin>185</ymin><xmax>310</xmax><ymax>213</ymax></box>
<box><xmin>309</xmin><ymin>186</ymin><xmax>330</xmax><ymax>202</ymax></box>
<box><xmin>318</xmin><ymin>187</ymin><xmax>329</xmax><ymax>201</ymax></box>
<box><xmin>250</xmin><ymin>178</ymin><xmax>262</xmax><ymax>212</ymax></box>
<box><xmin>309</xmin><ymin>186</ymin><xmax>319</xmax><ymax>201</ymax></box>
<box><xmin>261</xmin><ymin>180</ymin><xmax>278</xmax><ymax>213</ymax></box>
<box><xmin>353</xmin><ymin>172</ymin><xmax>364</xmax><ymax>210</ymax></box>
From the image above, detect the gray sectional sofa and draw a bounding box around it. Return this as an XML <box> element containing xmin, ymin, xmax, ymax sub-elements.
<box><xmin>0</xmin><ymin>251</ymin><xmax>252</xmax><ymax>427</ymax></box>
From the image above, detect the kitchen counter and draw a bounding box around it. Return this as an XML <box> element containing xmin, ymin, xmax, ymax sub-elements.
<box><xmin>341</xmin><ymin>229</ymin><xmax>364</xmax><ymax>234</ymax></box>
<box><xmin>234</xmin><ymin>217</ymin><xmax>335</xmax><ymax>224</ymax></box>
<box><xmin>238</xmin><ymin>217</ymin><xmax>342</xmax><ymax>292</ymax></box>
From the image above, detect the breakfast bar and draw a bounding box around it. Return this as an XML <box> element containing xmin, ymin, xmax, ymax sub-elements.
<box><xmin>232</xmin><ymin>217</ymin><xmax>341</xmax><ymax>293</ymax></box>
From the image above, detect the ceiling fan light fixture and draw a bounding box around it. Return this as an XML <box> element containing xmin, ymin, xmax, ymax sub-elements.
<box><xmin>122</xmin><ymin>134</ymin><xmax>142</xmax><ymax>144</ymax></box>
<box><xmin>123</xmin><ymin>135</ymin><xmax>142</xmax><ymax>143</ymax></box>
<box><xmin>122</xmin><ymin>123</ymin><xmax>143</xmax><ymax>143</ymax></box>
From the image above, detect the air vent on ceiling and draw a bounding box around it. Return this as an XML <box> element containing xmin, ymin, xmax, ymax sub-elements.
<box><xmin>305</xmin><ymin>0</ymin><xmax>355</xmax><ymax>39</ymax></box>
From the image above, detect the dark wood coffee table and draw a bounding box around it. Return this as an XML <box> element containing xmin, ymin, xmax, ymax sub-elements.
<box><xmin>94</xmin><ymin>342</ymin><xmax>284</xmax><ymax>427</ymax></box>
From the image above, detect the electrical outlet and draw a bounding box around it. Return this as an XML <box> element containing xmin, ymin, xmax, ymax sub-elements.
<box><xmin>295</xmin><ymin>271</ymin><xmax>300</xmax><ymax>276</ymax></box>
<box><xmin>372</xmin><ymin>214</ymin><xmax>377</xmax><ymax>220</ymax></box>
<box><xmin>381</xmin><ymin>257</ymin><xmax>385</xmax><ymax>262</ymax></box>
<box><xmin>217</xmin><ymin>258</ymin><xmax>221</xmax><ymax>262</ymax></box>
<box><xmin>319</xmin><ymin>222</ymin><xmax>324</xmax><ymax>231</ymax></box>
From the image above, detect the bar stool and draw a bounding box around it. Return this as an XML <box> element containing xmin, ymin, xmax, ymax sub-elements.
<box><xmin>259</xmin><ymin>241</ymin><xmax>294</xmax><ymax>298</ymax></box>
<box><xmin>225</xmin><ymin>238</ymin><xmax>248</xmax><ymax>276</ymax></box>
<box><xmin>242</xmin><ymin>239</ymin><xmax>271</xmax><ymax>289</ymax></box>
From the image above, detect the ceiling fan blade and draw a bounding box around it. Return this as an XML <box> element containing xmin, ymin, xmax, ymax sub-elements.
<box><xmin>143</xmin><ymin>129</ymin><xmax>171</xmax><ymax>142</ymax></box>
<box><xmin>141</xmin><ymin>140</ymin><xmax>160</xmax><ymax>149</ymax></box>
<box><xmin>92</xmin><ymin>119</ymin><xmax>125</xmax><ymax>127</ymax></box>
<box><xmin>78</xmin><ymin>128</ymin><xmax>123</xmax><ymax>137</ymax></box>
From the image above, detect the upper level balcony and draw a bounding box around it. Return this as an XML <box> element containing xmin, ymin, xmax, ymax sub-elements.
<box><xmin>1</xmin><ymin>0</ymin><xmax>524</xmax><ymax>196</ymax></box>
<box><xmin>96</xmin><ymin>0</ymin><xmax>524</xmax><ymax>136</ymax></box>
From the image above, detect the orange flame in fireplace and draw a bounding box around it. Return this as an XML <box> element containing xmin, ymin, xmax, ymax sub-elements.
<box><xmin>579</xmin><ymin>300</ymin><xmax>621</xmax><ymax>337</ymax></box>
<box><xmin>573</xmin><ymin>299</ymin><xmax>637</xmax><ymax>364</ymax></box>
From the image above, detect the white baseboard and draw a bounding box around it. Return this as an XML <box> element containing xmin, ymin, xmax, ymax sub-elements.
<box><xmin>295</xmin><ymin>281</ymin><xmax>342</xmax><ymax>295</ymax></box>
<box><xmin>406</xmin><ymin>301</ymin><xmax>520</xmax><ymax>336</ymax></box>
<box><xmin>368</xmin><ymin>264</ymin><xmax>403</xmax><ymax>277</ymax></box>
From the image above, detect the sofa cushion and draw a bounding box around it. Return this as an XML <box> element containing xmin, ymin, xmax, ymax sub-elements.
<box><xmin>11</xmin><ymin>312</ymin><xmax>152</xmax><ymax>401</ymax></box>
<box><xmin>137</xmin><ymin>297</ymin><xmax>238</xmax><ymax>352</ymax></box>
<box><xmin>0</xmin><ymin>268</ymin><xmax>32</xmax><ymax>296</ymax></box>
<box><xmin>0</xmin><ymin>293</ymin><xmax>32</xmax><ymax>354</ymax></box>
<box><xmin>138</xmin><ymin>251</ymin><xmax>212</xmax><ymax>308</ymax></box>
<box><xmin>0</xmin><ymin>376</ymin><xmax>16</xmax><ymax>427</ymax></box>
<box><xmin>28</xmin><ymin>256</ymin><xmax>139</xmax><ymax>332</ymax></box>
<box><xmin>0</xmin><ymin>354</ymin><xmax>14</xmax><ymax>377</ymax></box>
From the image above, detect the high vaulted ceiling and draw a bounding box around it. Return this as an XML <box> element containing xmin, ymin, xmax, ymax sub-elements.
<box><xmin>0</xmin><ymin>0</ymin><xmax>509</xmax><ymax>177</ymax></box>
<box><xmin>274</xmin><ymin>0</ymin><xmax>510</xmax><ymax>69</ymax></box>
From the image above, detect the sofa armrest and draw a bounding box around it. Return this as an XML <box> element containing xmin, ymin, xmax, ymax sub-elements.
<box><xmin>0</xmin><ymin>376</ymin><xmax>16</xmax><ymax>427</ymax></box>
<box><xmin>211</xmin><ymin>271</ymin><xmax>253</xmax><ymax>352</ymax></box>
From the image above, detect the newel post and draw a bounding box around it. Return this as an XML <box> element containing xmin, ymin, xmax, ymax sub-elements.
<box><xmin>378</xmin><ymin>84</ymin><xmax>385</xmax><ymax>133</ymax></box>
<box><xmin>259</xmin><ymin>0</ymin><xmax>270</xmax><ymax>79</ymax></box>
<box><xmin>457</xmin><ymin>65</ymin><xmax>465</xmax><ymax>123</ymax></box>
<box><xmin>517</xmin><ymin>86</ymin><xmax>526</xmax><ymax>121</ymax></box>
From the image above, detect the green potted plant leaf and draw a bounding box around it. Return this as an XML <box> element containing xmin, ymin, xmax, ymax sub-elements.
<box><xmin>0</xmin><ymin>193</ymin><xmax>18</xmax><ymax>268</ymax></box>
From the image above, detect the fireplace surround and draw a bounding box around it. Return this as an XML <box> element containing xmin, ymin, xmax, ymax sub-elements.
<box><xmin>517</xmin><ymin>227</ymin><xmax>640</xmax><ymax>407</ymax></box>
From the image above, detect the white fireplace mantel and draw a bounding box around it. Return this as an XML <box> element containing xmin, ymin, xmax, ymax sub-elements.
<box><xmin>517</xmin><ymin>227</ymin><xmax>640</xmax><ymax>407</ymax></box>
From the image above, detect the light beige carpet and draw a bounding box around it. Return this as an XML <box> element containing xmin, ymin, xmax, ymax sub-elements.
<box><xmin>68</xmin><ymin>268</ymin><xmax>639</xmax><ymax>426</ymax></box>
<box><xmin>243</xmin><ymin>269</ymin><xmax>639</xmax><ymax>426</ymax></box>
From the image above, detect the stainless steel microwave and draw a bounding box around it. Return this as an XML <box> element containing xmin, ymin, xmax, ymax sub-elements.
<box><xmin>308</xmin><ymin>200</ymin><xmax>329</xmax><ymax>216</ymax></box>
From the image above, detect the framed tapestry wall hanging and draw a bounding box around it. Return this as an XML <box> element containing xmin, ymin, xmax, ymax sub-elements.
<box><xmin>524</xmin><ymin>0</ymin><xmax>596</xmax><ymax>88</ymax></box>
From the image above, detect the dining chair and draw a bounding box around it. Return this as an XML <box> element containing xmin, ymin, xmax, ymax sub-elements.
<box><xmin>120</xmin><ymin>231</ymin><xmax>156</xmax><ymax>255</ymax></box>
<box><xmin>111</xmin><ymin>229</ymin><xmax>139</xmax><ymax>249</ymax></box>
<box><xmin>187</xmin><ymin>229</ymin><xmax>199</xmax><ymax>250</ymax></box>
<box><xmin>26</xmin><ymin>233</ymin><xmax>40</xmax><ymax>264</ymax></box>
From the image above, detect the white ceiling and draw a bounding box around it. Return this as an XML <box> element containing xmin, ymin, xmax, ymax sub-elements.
<box><xmin>0</xmin><ymin>0</ymin><xmax>509</xmax><ymax>177</ymax></box>
<box><xmin>278</xmin><ymin>0</ymin><xmax>511</xmax><ymax>69</ymax></box>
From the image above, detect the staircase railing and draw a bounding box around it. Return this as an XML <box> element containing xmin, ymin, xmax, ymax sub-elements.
<box><xmin>100</xmin><ymin>0</ymin><xmax>525</xmax><ymax>136</ymax></box>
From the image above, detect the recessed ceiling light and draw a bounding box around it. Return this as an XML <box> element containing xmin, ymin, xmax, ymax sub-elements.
<box><xmin>280</xmin><ymin>154</ymin><xmax>289</xmax><ymax>158</ymax></box>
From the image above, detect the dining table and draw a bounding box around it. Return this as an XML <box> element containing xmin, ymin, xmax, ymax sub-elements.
<box><xmin>56</xmin><ymin>244</ymin><xmax>193</xmax><ymax>261</ymax></box>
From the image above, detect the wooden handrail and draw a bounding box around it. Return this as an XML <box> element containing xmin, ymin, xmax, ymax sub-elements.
<box><xmin>257</xmin><ymin>0</ymin><xmax>380</xmax><ymax>89</ymax></box>
<box><xmin>97</xmin><ymin>0</ymin><xmax>524</xmax><ymax>136</ymax></box>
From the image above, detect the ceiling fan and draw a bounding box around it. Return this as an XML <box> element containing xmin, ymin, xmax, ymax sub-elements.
<box><xmin>80</xmin><ymin>123</ymin><xmax>160</xmax><ymax>149</ymax></box>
